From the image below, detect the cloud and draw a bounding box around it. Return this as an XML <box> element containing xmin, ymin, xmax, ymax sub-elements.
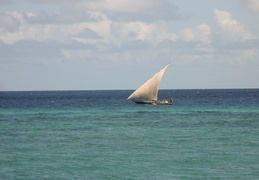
<box><xmin>0</xmin><ymin>11</ymin><xmax>112</xmax><ymax>44</ymax></box>
<box><xmin>0</xmin><ymin>13</ymin><xmax>21</xmax><ymax>32</ymax></box>
<box><xmin>244</xmin><ymin>0</ymin><xmax>259</xmax><ymax>12</ymax></box>
<box><xmin>28</xmin><ymin>0</ymin><xmax>183</xmax><ymax>22</ymax></box>
<box><xmin>0</xmin><ymin>10</ymin><xmax>180</xmax><ymax>45</ymax></box>
<box><xmin>0</xmin><ymin>0</ymin><xmax>183</xmax><ymax>45</ymax></box>
<box><xmin>113</xmin><ymin>21</ymin><xmax>178</xmax><ymax>44</ymax></box>
<box><xmin>75</xmin><ymin>0</ymin><xmax>182</xmax><ymax>22</ymax></box>
<box><xmin>73</xmin><ymin>0</ymin><xmax>160</xmax><ymax>12</ymax></box>
<box><xmin>75</xmin><ymin>28</ymin><xmax>101</xmax><ymax>39</ymax></box>
<box><xmin>180</xmin><ymin>24</ymin><xmax>211</xmax><ymax>44</ymax></box>
<box><xmin>1</xmin><ymin>2</ymin><xmax>258</xmax><ymax>69</ymax></box>
<box><xmin>214</xmin><ymin>8</ymin><xmax>256</xmax><ymax>41</ymax></box>
<box><xmin>29</xmin><ymin>0</ymin><xmax>163</xmax><ymax>12</ymax></box>
<box><xmin>208</xmin><ymin>33</ymin><xmax>259</xmax><ymax>64</ymax></box>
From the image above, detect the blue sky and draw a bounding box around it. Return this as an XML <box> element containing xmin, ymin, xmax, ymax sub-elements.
<box><xmin>0</xmin><ymin>0</ymin><xmax>259</xmax><ymax>91</ymax></box>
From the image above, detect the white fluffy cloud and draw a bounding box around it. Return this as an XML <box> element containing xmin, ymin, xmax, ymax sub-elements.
<box><xmin>0</xmin><ymin>10</ymin><xmax>179</xmax><ymax>45</ymax></box>
<box><xmin>113</xmin><ymin>21</ymin><xmax>178</xmax><ymax>44</ymax></box>
<box><xmin>180</xmin><ymin>24</ymin><xmax>211</xmax><ymax>44</ymax></box>
<box><xmin>214</xmin><ymin>8</ymin><xmax>256</xmax><ymax>41</ymax></box>
<box><xmin>0</xmin><ymin>11</ymin><xmax>112</xmax><ymax>44</ymax></box>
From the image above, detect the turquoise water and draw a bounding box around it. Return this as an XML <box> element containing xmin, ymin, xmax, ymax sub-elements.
<box><xmin>1</xmin><ymin>89</ymin><xmax>258</xmax><ymax>179</ymax></box>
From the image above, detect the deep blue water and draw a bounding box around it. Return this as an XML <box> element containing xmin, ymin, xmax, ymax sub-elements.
<box><xmin>0</xmin><ymin>89</ymin><xmax>259</xmax><ymax>179</ymax></box>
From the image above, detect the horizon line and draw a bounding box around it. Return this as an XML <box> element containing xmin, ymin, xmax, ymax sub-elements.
<box><xmin>1</xmin><ymin>87</ymin><xmax>259</xmax><ymax>92</ymax></box>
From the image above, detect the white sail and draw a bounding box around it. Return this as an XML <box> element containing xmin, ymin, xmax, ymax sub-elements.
<box><xmin>127</xmin><ymin>64</ymin><xmax>169</xmax><ymax>101</ymax></box>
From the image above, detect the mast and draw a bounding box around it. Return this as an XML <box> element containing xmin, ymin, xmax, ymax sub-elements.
<box><xmin>127</xmin><ymin>64</ymin><xmax>170</xmax><ymax>101</ymax></box>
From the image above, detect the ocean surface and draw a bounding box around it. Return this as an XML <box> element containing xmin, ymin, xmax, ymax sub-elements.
<box><xmin>0</xmin><ymin>89</ymin><xmax>258</xmax><ymax>179</ymax></box>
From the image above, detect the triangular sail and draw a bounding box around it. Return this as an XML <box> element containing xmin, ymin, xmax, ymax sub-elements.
<box><xmin>127</xmin><ymin>64</ymin><xmax>169</xmax><ymax>101</ymax></box>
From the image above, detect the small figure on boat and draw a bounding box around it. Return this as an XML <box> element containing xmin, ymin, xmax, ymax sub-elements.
<box><xmin>162</xmin><ymin>99</ymin><xmax>168</xmax><ymax>103</ymax></box>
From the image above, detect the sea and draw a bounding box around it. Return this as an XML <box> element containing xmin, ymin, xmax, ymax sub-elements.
<box><xmin>0</xmin><ymin>89</ymin><xmax>258</xmax><ymax>179</ymax></box>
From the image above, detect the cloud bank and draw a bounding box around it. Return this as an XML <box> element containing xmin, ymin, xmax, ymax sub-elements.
<box><xmin>1</xmin><ymin>3</ymin><xmax>258</xmax><ymax>67</ymax></box>
<box><xmin>0</xmin><ymin>0</ymin><xmax>259</xmax><ymax>90</ymax></box>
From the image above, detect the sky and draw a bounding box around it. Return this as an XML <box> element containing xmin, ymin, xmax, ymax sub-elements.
<box><xmin>0</xmin><ymin>0</ymin><xmax>259</xmax><ymax>91</ymax></box>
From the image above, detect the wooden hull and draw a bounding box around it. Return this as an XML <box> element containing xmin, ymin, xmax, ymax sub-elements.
<box><xmin>132</xmin><ymin>100</ymin><xmax>173</xmax><ymax>105</ymax></box>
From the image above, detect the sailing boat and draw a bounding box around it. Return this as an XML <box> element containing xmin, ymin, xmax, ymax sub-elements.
<box><xmin>127</xmin><ymin>63</ymin><xmax>173</xmax><ymax>105</ymax></box>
